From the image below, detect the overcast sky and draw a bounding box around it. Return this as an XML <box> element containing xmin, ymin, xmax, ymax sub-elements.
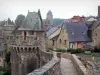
<box><xmin>0</xmin><ymin>0</ymin><xmax>100</xmax><ymax>21</ymax></box>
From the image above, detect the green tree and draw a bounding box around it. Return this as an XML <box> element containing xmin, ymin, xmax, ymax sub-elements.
<box><xmin>15</xmin><ymin>14</ymin><xmax>25</xmax><ymax>26</ymax></box>
<box><xmin>0</xmin><ymin>52</ymin><xmax>11</xmax><ymax>75</ymax></box>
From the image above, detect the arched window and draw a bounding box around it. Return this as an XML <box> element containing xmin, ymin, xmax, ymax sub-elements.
<box><xmin>64</xmin><ymin>40</ymin><xmax>66</xmax><ymax>45</ymax></box>
<box><xmin>29</xmin><ymin>47</ymin><xmax>31</xmax><ymax>52</ymax></box>
<box><xmin>59</xmin><ymin>39</ymin><xmax>61</xmax><ymax>44</ymax></box>
<box><xmin>25</xmin><ymin>47</ymin><xmax>27</xmax><ymax>52</ymax></box>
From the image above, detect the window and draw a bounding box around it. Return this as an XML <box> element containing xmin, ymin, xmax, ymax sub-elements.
<box><xmin>72</xmin><ymin>44</ymin><xmax>73</xmax><ymax>48</ymax></box>
<box><xmin>95</xmin><ymin>33</ymin><xmax>97</xmax><ymax>36</ymax></box>
<box><xmin>52</xmin><ymin>40</ymin><xmax>54</xmax><ymax>46</ymax></box>
<box><xmin>24</xmin><ymin>31</ymin><xmax>27</xmax><ymax>40</ymax></box>
<box><xmin>82</xmin><ymin>32</ymin><xmax>85</xmax><ymax>34</ymax></box>
<box><xmin>16</xmin><ymin>36</ymin><xmax>18</xmax><ymax>39</ymax></box>
<box><xmin>30</xmin><ymin>31</ymin><xmax>34</xmax><ymax>35</ymax></box>
<box><xmin>72</xmin><ymin>32</ymin><xmax>74</xmax><ymax>35</ymax></box>
<box><xmin>64</xmin><ymin>40</ymin><xmax>66</xmax><ymax>45</ymax></box>
<box><xmin>10</xmin><ymin>36</ymin><xmax>13</xmax><ymax>39</ymax></box>
<box><xmin>60</xmin><ymin>39</ymin><xmax>61</xmax><ymax>44</ymax></box>
<box><xmin>34</xmin><ymin>37</ymin><xmax>37</xmax><ymax>40</ymax></box>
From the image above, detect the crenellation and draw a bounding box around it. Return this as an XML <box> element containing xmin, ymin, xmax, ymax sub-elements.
<box><xmin>11</xmin><ymin>46</ymin><xmax>53</xmax><ymax>75</ymax></box>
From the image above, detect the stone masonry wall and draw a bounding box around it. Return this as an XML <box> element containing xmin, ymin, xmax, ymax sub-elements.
<box><xmin>93</xmin><ymin>62</ymin><xmax>100</xmax><ymax>75</ymax></box>
<box><xmin>11</xmin><ymin>47</ymin><xmax>53</xmax><ymax>75</ymax></box>
<box><xmin>86</xmin><ymin>61</ymin><xmax>94</xmax><ymax>75</ymax></box>
<box><xmin>71</xmin><ymin>54</ymin><xmax>86</xmax><ymax>75</ymax></box>
<box><xmin>27</xmin><ymin>56</ymin><xmax>62</xmax><ymax>75</ymax></box>
<box><xmin>86</xmin><ymin>62</ymin><xmax>100</xmax><ymax>75</ymax></box>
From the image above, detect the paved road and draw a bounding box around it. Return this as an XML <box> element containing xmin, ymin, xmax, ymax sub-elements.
<box><xmin>60</xmin><ymin>58</ymin><xmax>78</xmax><ymax>75</ymax></box>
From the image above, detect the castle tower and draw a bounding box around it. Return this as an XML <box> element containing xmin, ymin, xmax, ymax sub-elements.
<box><xmin>45</xmin><ymin>11</ymin><xmax>53</xmax><ymax>30</ymax></box>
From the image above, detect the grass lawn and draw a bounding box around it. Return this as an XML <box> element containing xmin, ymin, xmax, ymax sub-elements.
<box><xmin>76</xmin><ymin>53</ymin><xmax>100</xmax><ymax>63</ymax></box>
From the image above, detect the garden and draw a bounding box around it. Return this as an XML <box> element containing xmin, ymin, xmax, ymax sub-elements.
<box><xmin>52</xmin><ymin>46</ymin><xmax>100</xmax><ymax>63</ymax></box>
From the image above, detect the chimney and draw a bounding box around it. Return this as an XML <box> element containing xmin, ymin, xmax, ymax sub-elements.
<box><xmin>98</xmin><ymin>6</ymin><xmax>100</xmax><ymax>17</ymax></box>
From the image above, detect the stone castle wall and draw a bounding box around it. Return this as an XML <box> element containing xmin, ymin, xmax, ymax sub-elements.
<box><xmin>27</xmin><ymin>53</ymin><xmax>62</xmax><ymax>75</ymax></box>
<box><xmin>11</xmin><ymin>46</ymin><xmax>53</xmax><ymax>75</ymax></box>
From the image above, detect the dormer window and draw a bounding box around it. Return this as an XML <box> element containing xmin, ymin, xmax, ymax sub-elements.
<box><xmin>82</xmin><ymin>32</ymin><xmax>85</xmax><ymax>34</ymax></box>
<box><xmin>72</xmin><ymin>32</ymin><xmax>74</xmax><ymax>35</ymax></box>
<box><xmin>70</xmin><ymin>29</ymin><xmax>72</xmax><ymax>31</ymax></box>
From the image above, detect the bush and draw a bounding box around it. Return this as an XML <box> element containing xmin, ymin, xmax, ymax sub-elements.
<box><xmin>67</xmin><ymin>48</ymin><xmax>84</xmax><ymax>54</ymax></box>
<box><xmin>3</xmin><ymin>51</ymin><xmax>11</xmax><ymax>75</ymax></box>
<box><xmin>93</xmin><ymin>46</ymin><xmax>100</xmax><ymax>53</ymax></box>
<box><xmin>55</xmin><ymin>48</ymin><xmax>67</xmax><ymax>52</ymax></box>
<box><xmin>0</xmin><ymin>66</ymin><xmax>5</xmax><ymax>71</ymax></box>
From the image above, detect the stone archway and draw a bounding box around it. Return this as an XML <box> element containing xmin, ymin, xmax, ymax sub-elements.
<box><xmin>17</xmin><ymin>47</ymin><xmax>19</xmax><ymax>52</ymax></box>
<box><xmin>33</xmin><ymin>47</ymin><xmax>35</xmax><ymax>52</ymax></box>
<box><xmin>25</xmin><ymin>47</ymin><xmax>27</xmax><ymax>52</ymax></box>
<box><xmin>28</xmin><ymin>47</ymin><xmax>32</xmax><ymax>52</ymax></box>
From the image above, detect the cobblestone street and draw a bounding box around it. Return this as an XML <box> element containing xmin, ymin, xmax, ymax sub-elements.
<box><xmin>60</xmin><ymin>58</ymin><xmax>78</xmax><ymax>75</ymax></box>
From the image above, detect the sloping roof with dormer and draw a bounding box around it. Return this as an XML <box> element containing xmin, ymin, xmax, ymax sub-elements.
<box><xmin>46</xmin><ymin>25</ymin><xmax>61</xmax><ymax>37</ymax></box>
<box><xmin>63</xmin><ymin>22</ymin><xmax>91</xmax><ymax>42</ymax></box>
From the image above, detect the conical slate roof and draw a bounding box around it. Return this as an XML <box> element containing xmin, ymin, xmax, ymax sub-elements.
<box><xmin>22</xmin><ymin>11</ymin><xmax>42</xmax><ymax>30</ymax></box>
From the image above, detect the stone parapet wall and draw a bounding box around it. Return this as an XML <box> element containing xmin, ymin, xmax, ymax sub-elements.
<box><xmin>86</xmin><ymin>62</ymin><xmax>100</xmax><ymax>75</ymax></box>
<box><xmin>86</xmin><ymin>61</ymin><xmax>94</xmax><ymax>75</ymax></box>
<box><xmin>71</xmin><ymin>54</ymin><xmax>86</xmax><ymax>75</ymax></box>
<box><xmin>93</xmin><ymin>62</ymin><xmax>100</xmax><ymax>75</ymax></box>
<box><xmin>11</xmin><ymin>47</ymin><xmax>53</xmax><ymax>75</ymax></box>
<box><xmin>27</xmin><ymin>57</ymin><xmax>61</xmax><ymax>75</ymax></box>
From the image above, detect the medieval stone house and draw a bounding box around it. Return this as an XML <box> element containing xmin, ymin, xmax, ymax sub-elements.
<box><xmin>46</xmin><ymin>25</ymin><xmax>61</xmax><ymax>50</ymax></box>
<box><xmin>92</xmin><ymin>24</ymin><xmax>100</xmax><ymax>46</ymax></box>
<box><xmin>46</xmin><ymin>22</ymin><xmax>92</xmax><ymax>50</ymax></box>
<box><xmin>86</xmin><ymin>20</ymin><xmax>100</xmax><ymax>46</ymax></box>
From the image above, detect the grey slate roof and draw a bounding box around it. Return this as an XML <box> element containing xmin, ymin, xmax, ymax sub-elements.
<box><xmin>12</xmin><ymin>10</ymin><xmax>44</xmax><ymax>33</ymax></box>
<box><xmin>85</xmin><ymin>16</ymin><xmax>97</xmax><ymax>21</ymax></box>
<box><xmin>85</xmin><ymin>21</ymin><xmax>100</xmax><ymax>30</ymax></box>
<box><xmin>63</xmin><ymin>22</ymin><xmax>91</xmax><ymax>42</ymax></box>
<box><xmin>46</xmin><ymin>25</ymin><xmax>61</xmax><ymax>37</ymax></box>
<box><xmin>22</xmin><ymin>11</ymin><xmax>42</xmax><ymax>30</ymax></box>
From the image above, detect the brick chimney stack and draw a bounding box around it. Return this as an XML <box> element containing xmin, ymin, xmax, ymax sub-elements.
<box><xmin>98</xmin><ymin>6</ymin><xmax>100</xmax><ymax>17</ymax></box>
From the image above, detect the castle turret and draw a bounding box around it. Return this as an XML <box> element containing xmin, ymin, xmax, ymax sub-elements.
<box><xmin>45</xmin><ymin>10</ymin><xmax>53</xmax><ymax>30</ymax></box>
